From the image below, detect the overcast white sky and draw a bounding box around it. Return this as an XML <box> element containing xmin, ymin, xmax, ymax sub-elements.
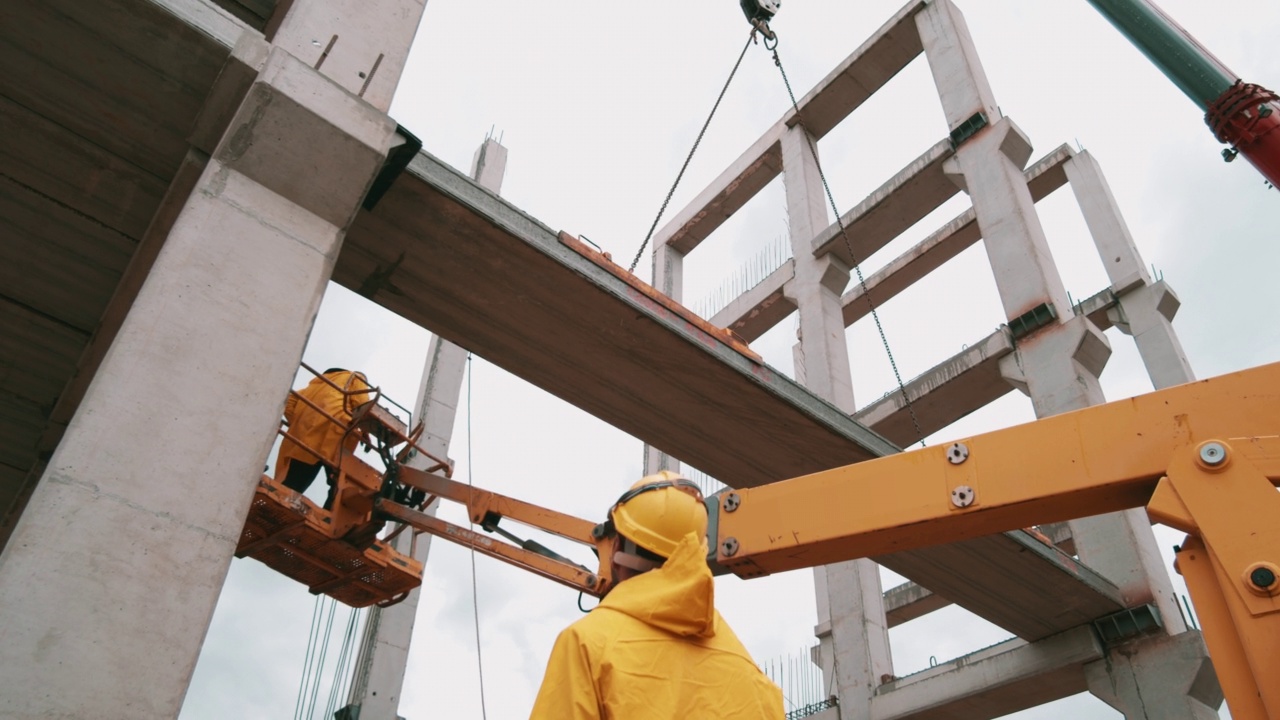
<box><xmin>182</xmin><ymin>1</ymin><xmax>1279</xmax><ymax>718</ymax></box>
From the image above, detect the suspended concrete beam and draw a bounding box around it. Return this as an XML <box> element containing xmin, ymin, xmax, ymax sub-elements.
<box><xmin>883</xmin><ymin>581</ymin><xmax>950</xmax><ymax>628</ymax></box>
<box><xmin>653</xmin><ymin>0</ymin><xmax>929</xmax><ymax>255</ymax></box>
<box><xmin>841</xmin><ymin>144</ymin><xmax>1076</xmax><ymax>326</ymax></box>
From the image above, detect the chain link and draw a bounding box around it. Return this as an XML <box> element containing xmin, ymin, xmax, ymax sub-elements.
<box><xmin>771</xmin><ymin>40</ymin><xmax>927</xmax><ymax>447</ymax></box>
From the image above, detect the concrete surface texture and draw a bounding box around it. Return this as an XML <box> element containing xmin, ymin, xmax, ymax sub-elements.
<box><xmin>0</xmin><ymin>0</ymin><xmax>416</xmax><ymax>716</ymax></box>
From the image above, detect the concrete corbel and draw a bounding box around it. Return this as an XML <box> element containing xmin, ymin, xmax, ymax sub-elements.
<box><xmin>943</xmin><ymin>118</ymin><xmax>1035</xmax><ymax>194</ymax></box>
<box><xmin>817</xmin><ymin>254</ymin><xmax>852</xmax><ymax>295</ymax></box>
<box><xmin>213</xmin><ymin>48</ymin><xmax>397</xmax><ymax>232</ymax></box>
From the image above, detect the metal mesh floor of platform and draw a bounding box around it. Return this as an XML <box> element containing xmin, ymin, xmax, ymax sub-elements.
<box><xmin>236</xmin><ymin>478</ymin><xmax>422</xmax><ymax>608</ymax></box>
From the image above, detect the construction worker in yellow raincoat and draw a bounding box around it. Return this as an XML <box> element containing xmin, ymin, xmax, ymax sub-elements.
<box><xmin>274</xmin><ymin>368</ymin><xmax>373</xmax><ymax>509</ymax></box>
<box><xmin>530</xmin><ymin>471</ymin><xmax>785</xmax><ymax>719</ymax></box>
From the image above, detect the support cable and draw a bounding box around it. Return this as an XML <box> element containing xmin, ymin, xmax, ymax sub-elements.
<box><xmin>768</xmin><ymin>38</ymin><xmax>927</xmax><ymax>447</ymax></box>
<box><xmin>305</xmin><ymin>598</ymin><xmax>339</xmax><ymax>720</ymax></box>
<box><xmin>322</xmin><ymin>606</ymin><xmax>363</xmax><ymax>719</ymax></box>
<box><xmin>466</xmin><ymin>353</ymin><xmax>490</xmax><ymax>720</ymax></box>
<box><xmin>628</xmin><ymin>29</ymin><xmax>757</xmax><ymax>274</ymax></box>
<box><xmin>292</xmin><ymin>596</ymin><xmax>324</xmax><ymax>720</ymax></box>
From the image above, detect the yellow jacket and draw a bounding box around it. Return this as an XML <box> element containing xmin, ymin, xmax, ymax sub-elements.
<box><xmin>529</xmin><ymin>533</ymin><xmax>784</xmax><ymax>720</ymax></box>
<box><xmin>275</xmin><ymin>370</ymin><xmax>373</xmax><ymax>474</ymax></box>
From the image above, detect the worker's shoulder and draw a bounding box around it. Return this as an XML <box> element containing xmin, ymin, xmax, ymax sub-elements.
<box><xmin>559</xmin><ymin>606</ymin><xmax>648</xmax><ymax>644</ymax></box>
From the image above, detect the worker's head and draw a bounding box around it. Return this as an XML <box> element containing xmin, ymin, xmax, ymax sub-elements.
<box><xmin>605</xmin><ymin>471</ymin><xmax>707</xmax><ymax>582</ymax></box>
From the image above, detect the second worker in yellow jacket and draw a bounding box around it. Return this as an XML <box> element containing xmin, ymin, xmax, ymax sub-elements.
<box><xmin>274</xmin><ymin>368</ymin><xmax>373</xmax><ymax>510</ymax></box>
<box><xmin>530</xmin><ymin>471</ymin><xmax>784</xmax><ymax>720</ymax></box>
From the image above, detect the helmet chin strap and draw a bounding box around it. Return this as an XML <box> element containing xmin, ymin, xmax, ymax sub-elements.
<box><xmin>613</xmin><ymin>538</ymin><xmax>662</xmax><ymax>573</ymax></box>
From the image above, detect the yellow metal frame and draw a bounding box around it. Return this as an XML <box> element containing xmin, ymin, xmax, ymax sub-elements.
<box><xmin>390</xmin><ymin>467</ymin><xmax>612</xmax><ymax>596</ymax></box>
<box><xmin>712</xmin><ymin>361</ymin><xmax>1280</xmax><ymax>718</ymax></box>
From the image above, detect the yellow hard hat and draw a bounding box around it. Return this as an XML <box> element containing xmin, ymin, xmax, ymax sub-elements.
<box><xmin>610</xmin><ymin>470</ymin><xmax>707</xmax><ymax>559</ymax></box>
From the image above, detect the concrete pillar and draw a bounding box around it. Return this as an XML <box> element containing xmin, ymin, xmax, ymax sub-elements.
<box><xmin>919</xmin><ymin>4</ymin><xmax>1209</xmax><ymax>717</ymax></box>
<box><xmin>781</xmin><ymin>126</ymin><xmax>855</xmax><ymax>412</ymax></box>
<box><xmin>0</xmin><ymin>41</ymin><xmax>398</xmax><ymax>718</ymax></box>
<box><xmin>1084</xmin><ymin>630</ymin><xmax>1222</xmax><ymax>719</ymax></box>
<box><xmin>1065</xmin><ymin>151</ymin><xmax>1195</xmax><ymax>389</ymax></box>
<box><xmin>779</xmin><ymin>123</ymin><xmax>892</xmax><ymax>716</ymax></box>
<box><xmin>644</xmin><ymin>242</ymin><xmax>685</xmax><ymax>475</ymax></box>
<box><xmin>268</xmin><ymin>0</ymin><xmax>427</xmax><ymax>113</ymax></box>
<box><xmin>344</xmin><ymin>140</ymin><xmax>506</xmax><ymax>720</ymax></box>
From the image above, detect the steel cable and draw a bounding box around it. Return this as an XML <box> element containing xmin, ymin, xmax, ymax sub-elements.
<box><xmin>768</xmin><ymin>38</ymin><xmax>927</xmax><ymax>447</ymax></box>
<box><xmin>629</xmin><ymin>29</ymin><xmax>757</xmax><ymax>274</ymax></box>
<box><xmin>466</xmin><ymin>353</ymin><xmax>490</xmax><ymax>719</ymax></box>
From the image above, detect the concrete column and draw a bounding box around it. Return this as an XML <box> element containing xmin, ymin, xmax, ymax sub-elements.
<box><xmin>1065</xmin><ymin>151</ymin><xmax>1194</xmax><ymax>388</ymax></box>
<box><xmin>0</xmin><ymin>44</ymin><xmax>397</xmax><ymax>719</ymax></box>
<box><xmin>782</xmin><ymin>126</ymin><xmax>855</xmax><ymax>412</ymax></box>
<box><xmin>780</xmin><ymin>123</ymin><xmax>892</xmax><ymax>717</ymax></box>
<box><xmin>344</xmin><ymin>140</ymin><xmax>507</xmax><ymax>720</ymax></box>
<box><xmin>268</xmin><ymin>0</ymin><xmax>428</xmax><ymax>113</ymax></box>
<box><xmin>644</xmin><ymin>242</ymin><xmax>685</xmax><ymax>475</ymax></box>
<box><xmin>1084</xmin><ymin>630</ymin><xmax>1222</xmax><ymax>719</ymax></box>
<box><xmin>920</xmin><ymin>5</ymin><xmax>1210</xmax><ymax>716</ymax></box>
<box><xmin>915</xmin><ymin>0</ymin><xmax>999</xmax><ymax>134</ymax></box>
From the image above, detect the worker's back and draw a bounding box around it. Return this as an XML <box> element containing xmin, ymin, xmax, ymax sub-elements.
<box><xmin>530</xmin><ymin>534</ymin><xmax>784</xmax><ymax>719</ymax></box>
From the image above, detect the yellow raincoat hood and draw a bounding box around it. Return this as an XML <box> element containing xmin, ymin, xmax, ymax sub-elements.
<box><xmin>530</xmin><ymin>533</ymin><xmax>784</xmax><ymax>719</ymax></box>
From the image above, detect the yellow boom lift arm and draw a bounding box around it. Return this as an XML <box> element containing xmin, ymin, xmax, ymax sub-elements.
<box><xmin>238</xmin><ymin>361</ymin><xmax>1280</xmax><ymax>718</ymax></box>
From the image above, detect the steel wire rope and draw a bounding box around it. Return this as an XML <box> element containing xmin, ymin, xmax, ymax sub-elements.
<box><xmin>628</xmin><ymin>28</ymin><xmax>757</xmax><ymax>274</ymax></box>
<box><xmin>767</xmin><ymin>36</ymin><xmax>927</xmax><ymax>447</ymax></box>
<box><xmin>292</xmin><ymin>595</ymin><xmax>325</xmax><ymax>720</ymax></box>
<box><xmin>465</xmin><ymin>353</ymin><xmax>490</xmax><ymax>719</ymax></box>
<box><xmin>322</xmin><ymin>606</ymin><xmax>363</xmax><ymax>719</ymax></box>
<box><xmin>304</xmin><ymin>597</ymin><xmax>339</xmax><ymax>719</ymax></box>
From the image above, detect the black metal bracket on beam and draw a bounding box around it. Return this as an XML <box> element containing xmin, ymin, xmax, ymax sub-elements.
<box><xmin>1093</xmin><ymin>604</ymin><xmax>1164</xmax><ymax>648</ymax></box>
<box><xmin>949</xmin><ymin>112</ymin><xmax>989</xmax><ymax>150</ymax></box>
<box><xmin>1007</xmin><ymin>302</ymin><xmax>1058</xmax><ymax>340</ymax></box>
<box><xmin>362</xmin><ymin>123</ymin><xmax>423</xmax><ymax>211</ymax></box>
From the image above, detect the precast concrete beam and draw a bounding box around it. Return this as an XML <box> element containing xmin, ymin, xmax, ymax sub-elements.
<box><xmin>840</xmin><ymin>145</ymin><xmax>1075</xmax><ymax>326</ymax></box>
<box><xmin>811</xmin><ymin>139</ymin><xmax>956</xmax><ymax>266</ymax></box>
<box><xmin>883</xmin><ymin>581</ymin><xmax>950</xmax><ymax>628</ymax></box>
<box><xmin>875</xmin><ymin>530</ymin><xmax>1125</xmax><ymax>642</ymax></box>
<box><xmin>782</xmin><ymin>0</ymin><xmax>928</xmax><ymax>138</ymax></box>
<box><xmin>710</xmin><ymin>260</ymin><xmax>796</xmax><ymax>343</ymax></box>
<box><xmin>0</xmin><ymin>46</ymin><xmax>397</xmax><ymax>718</ymax></box>
<box><xmin>872</xmin><ymin>626</ymin><xmax>1104</xmax><ymax>720</ymax></box>
<box><xmin>335</xmin><ymin>152</ymin><xmax>899</xmax><ymax>487</ymax></box>
<box><xmin>853</xmin><ymin>328</ymin><xmax>1015</xmax><ymax>446</ymax></box>
<box><xmin>655</xmin><ymin>136</ymin><xmax>783</xmax><ymax>255</ymax></box>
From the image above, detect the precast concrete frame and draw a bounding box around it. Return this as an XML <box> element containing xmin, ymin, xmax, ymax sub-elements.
<box><xmin>645</xmin><ymin>1</ymin><xmax>1214</xmax><ymax>717</ymax></box>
